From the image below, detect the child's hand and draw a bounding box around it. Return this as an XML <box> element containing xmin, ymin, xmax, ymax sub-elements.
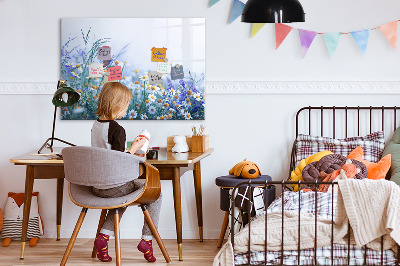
<box><xmin>134</xmin><ymin>149</ymin><xmax>149</xmax><ymax>158</ymax></box>
<box><xmin>129</xmin><ymin>137</ymin><xmax>147</xmax><ymax>155</ymax></box>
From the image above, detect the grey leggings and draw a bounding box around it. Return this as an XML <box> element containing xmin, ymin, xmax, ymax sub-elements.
<box><xmin>92</xmin><ymin>179</ymin><xmax>162</xmax><ymax>240</ymax></box>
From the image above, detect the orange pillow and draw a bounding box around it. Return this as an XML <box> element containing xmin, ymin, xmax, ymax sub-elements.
<box><xmin>347</xmin><ymin>146</ymin><xmax>391</xmax><ymax>180</ymax></box>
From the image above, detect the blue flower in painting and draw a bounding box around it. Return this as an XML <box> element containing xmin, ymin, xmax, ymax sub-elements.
<box><xmin>179</xmin><ymin>80</ymin><xmax>186</xmax><ymax>89</ymax></box>
<box><xmin>76</xmin><ymin>48</ymin><xmax>86</xmax><ymax>58</ymax></box>
<box><xmin>166</xmin><ymin>79</ymin><xmax>173</xmax><ymax>90</ymax></box>
<box><xmin>65</xmin><ymin>64</ymin><xmax>73</xmax><ymax>73</ymax></box>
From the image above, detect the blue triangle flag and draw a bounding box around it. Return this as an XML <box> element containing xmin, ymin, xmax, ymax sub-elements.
<box><xmin>229</xmin><ymin>0</ymin><xmax>245</xmax><ymax>23</ymax></box>
<box><xmin>323</xmin><ymin>33</ymin><xmax>341</xmax><ymax>58</ymax></box>
<box><xmin>351</xmin><ymin>29</ymin><xmax>371</xmax><ymax>55</ymax></box>
<box><xmin>209</xmin><ymin>0</ymin><xmax>220</xmax><ymax>7</ymax></box>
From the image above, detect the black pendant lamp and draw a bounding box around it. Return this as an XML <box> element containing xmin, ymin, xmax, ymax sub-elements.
<box><xmin>242</xmin><ymin>0</ymin><xmax>305</xmax><ymax>23</ymax></box>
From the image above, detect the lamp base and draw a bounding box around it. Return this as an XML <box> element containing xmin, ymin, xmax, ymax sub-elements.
<box><xmin>38</xmin><ymin>137</ymin><xmax>76</xmax><ymax>154</ymax></box>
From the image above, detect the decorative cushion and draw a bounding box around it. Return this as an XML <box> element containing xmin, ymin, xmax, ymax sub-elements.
<box><xmin>302</xmin><ymin>154</ymin><xmax>368</xmax><ymax>189</ymax></box>
<box><xmin>349</xmin><ymin>146</ymin><xmax>392</xmax><ymax>180</ymax></box>
<box><xmin>382</xmin><ymin>126</ymin><xmax>400</xmax><ymax>184</ymax></box>
<box><xmin>295</xmin><ymin>131</ymin><xmax>385</xmax><ymax>167</ymax></box>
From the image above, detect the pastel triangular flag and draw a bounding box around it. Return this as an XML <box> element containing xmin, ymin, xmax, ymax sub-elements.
<box><xmin>229</xmin><ymin>0</ymin><xmax>245</xmax><ymax>24</ymax></box>
<box><xmin>323</xmin><ymin>33</ymin><xmax>341</xmax><ymax>58</ymax></box>
<box><xmin>251</xmin><ymin>23</ymin><xmax>266</xmax><ymax>38</ymax></box>
<box><xmin>275</xmin><ymin>23</ymin><xmax>293</xmax><ymax>49</ymax></box>
<box><xmin>298</xmin><ymin>29</ymin><xmax>317</xmax><ymax>58</ymax></box>
<box><xmin>378</xmin><ymin>21</ymin><xmax>397</xmax><ymax>50</ymax></box>
<box><xmin>209</xmin><ymin>0</ymin><xmax>220</xmax><ymax>7</ymax></box>
<box><xmin>351</xmin><ymin>29</ymin><xmax>370</xmax><ymax>55</ymax></box>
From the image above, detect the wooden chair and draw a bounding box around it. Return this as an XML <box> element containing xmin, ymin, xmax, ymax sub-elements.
<box><xmin>60</xmin><ymin>146</ymin><xmax>171</xmax><ymax>265</ymax></box>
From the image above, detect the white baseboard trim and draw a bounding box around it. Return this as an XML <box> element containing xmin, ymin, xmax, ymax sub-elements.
<box><xmin>1</xmin><ymin>81</ymin><xmax>400</xmax><ymax>94</ymax></box>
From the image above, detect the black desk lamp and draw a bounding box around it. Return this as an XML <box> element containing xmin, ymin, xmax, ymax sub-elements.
<box><xmin>241</xmin><ymin>0</ymin><xmax>305</xmax><ymax>23</ymax></box>
<box><xmin>38</xmin><ymin>80</ymin><xmax>80</xmax><ymax>154</ymax></box>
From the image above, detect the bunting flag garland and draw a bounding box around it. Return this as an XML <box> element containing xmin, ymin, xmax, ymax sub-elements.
<box><xmin>298</xmin><ymin>29</ymin><xmax>317</xmax><ymax>58</ymax></box>
<box><xmin>378</xmin><ymin>21</ymin><xmax>398</xmax><ymax>50</ymax></box>
<box><xmin>351</xmin><ymin>29</ymin><xmax>370</xmax><ymax>55</ymax></box>
<box><xmin>251</xmin><ymin>23</ymin><xmax>266</xmax><ymax>38</ymax></box>
<box><xmin>229</xmin><ymin>0</ymin><xmax>245</xmax><ymax>24</ymax></box>
<box><xmin>209</xmin><ymin>0</ymin><xmax>220</xmax><ymax>8</ymax></box>
<box><xmin>275</xmin><ymin>23</ymin><xmax>293</xmax><ymax>49</ymax></box>
<box><xmin>323</xmin><ymin>33</ymin><xmax>341</xmax><ymax>58</ymax></box>
<box><xmin>207</xmin><ymin>3</ymin><xmax>400</xmax><ymax>58</ymax></box>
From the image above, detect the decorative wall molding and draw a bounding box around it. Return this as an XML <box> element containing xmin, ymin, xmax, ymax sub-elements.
<box><xmin>1</xmin><ymin>81</ymin><xmax>400</xmax><ymax>95</ymax></box>
<box><xmin>206</xmin><ymin>81</ymin><xmax>400</xmax><ymax>94</ymax></box>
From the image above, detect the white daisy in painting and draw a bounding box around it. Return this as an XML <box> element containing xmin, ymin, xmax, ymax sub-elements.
<box><xmin>148</xmin><ymin>105</ymin><xmax>156</xmax><ymax>114</ymax></box>
<box><xmin>128</xmin><ymin>109</ymin><xmax>137</xmax><ymax>119</ymax></box>
<box><xmin>184</xmin><ymin>112</ymin><xmax>192</xmax><ymax>120</ymax></box>
<box><xmin>141</xmin><ymin>114</ymin><xmax>148</xmax><ymax>120</ymax></box>
<box><xmin>148</xmin><ymin>93</ymin><xmax>156</xmax><ymax>102</ymax></box>
<box><xmin>193</xmin><ymin>93</ymin><xmax>202</xmax><ymax>101</ymax></box>
<box><xmin>71</xmin><ymin>71</ymin><xmax>79</xmax><ymax>78</ymax></box>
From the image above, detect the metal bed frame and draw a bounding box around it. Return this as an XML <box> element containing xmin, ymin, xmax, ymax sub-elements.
<box><xmin>230</xmin><ymin>106</ymin><xmax>400</xmax><ymax>266</ymax></box>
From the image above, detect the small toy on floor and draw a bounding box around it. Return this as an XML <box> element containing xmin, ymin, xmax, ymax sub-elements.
<box><xmin>1</xmin><ymin>192</ymin><xmax>44</xmax><ymax>247</ymax></box>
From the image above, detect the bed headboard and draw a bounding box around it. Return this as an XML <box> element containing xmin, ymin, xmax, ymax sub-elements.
<box><xmin>290</xmin><ymin>106</ymin><xmax>400</xmax><ymax>179</ymax></box>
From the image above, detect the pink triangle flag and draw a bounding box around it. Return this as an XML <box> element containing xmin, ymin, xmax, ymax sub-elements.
<box><xmin>298</xmin><ymin>29</ymin><xmax>318</xmax><ymax>58</ymax></box>
<box><xmin>378</xmin><ymin>21</ymin><xmax>398</xmax><ymax>50</ymax></box>
<box><xmin>275</xmin><ymin>23</ymin><xmax>293</xmax><ymax>49</ymax></box>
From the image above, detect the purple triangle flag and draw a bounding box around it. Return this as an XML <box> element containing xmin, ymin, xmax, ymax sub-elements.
<box><xmin>351</xmin><ymin>29</ymin><xmax>370</xmax><ymax>55</ymax></box>
<box><xmin>298</xmin><ymin>29</ymin><xmax>317</xmax><ymax>58</ymax></box>
<box><xmin>229</xmin><ymin>0</ymin><xmax>245</xmax><ymax>23</ymax></box>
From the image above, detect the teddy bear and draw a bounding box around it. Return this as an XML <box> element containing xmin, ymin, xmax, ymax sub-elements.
<box><xmin>1</xmin><ymin>192</ymin><xmax>44</xmax><ymax>247</ymax></box>
<box><xmin>229</xmin><ymin>159</ymin><xmax>261</xmax><ymax>179</ymax></box>
<box><xmin>172</xmin><ymin>135</ymin><xmax>189</xmax><ymax>153</ymax></box>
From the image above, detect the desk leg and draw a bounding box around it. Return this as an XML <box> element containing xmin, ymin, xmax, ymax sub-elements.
<box><xmin>56</xmin><ymin>178</ymin><xmax>64</xmax><ymax>241</ymax></box>
<box><xmin>193</xmin><ymin>161</ymin><xmax>203</xmax><ymax>242</ymax></box>
<box><xmin>172</xmin><ymin>167</ymin><xmax>183</xmax><ymax>261</ymax></box>
<box><xmin>20</xmin><ymin>165</ymin><xmax>34</xmax><ymax>259</ymax></box>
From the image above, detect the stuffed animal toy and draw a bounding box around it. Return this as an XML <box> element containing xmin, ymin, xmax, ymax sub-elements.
<box><xmin>1</xmin><ymin>192</ymin><xmax>44</xmax><ymax>247</ymax></box>
<box><xmin>229</xmin><ymin>159</ymin><xmax>261</xmax><ymax>179</ymax></box>
<box><xmin>172</xmin><ymin>135</ymin><xmax>189</xmax><ymax>153</ymax></box>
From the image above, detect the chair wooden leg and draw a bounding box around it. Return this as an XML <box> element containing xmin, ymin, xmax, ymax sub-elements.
<box><xmin>141</xmin><ymin>205</ymin><xmax>171</xmax><ymax>263</ymax></box>
<box><xmin>92</xmin><ymin>209</ymin><xmax>108</xmax><ymax>258</ymax></box>
<box><xmin>60</xmin><ymin>208</ymin><xmax>88</xmax><ymax>266</ymax></box>
<box><xmin>114</xmin><ymin>210</ymin><xmax>121</xmax><ymax>266</ymax></box>
<box><xmin>217</xmin><ymin>211</ymin><xmax>230</xmax><ymax>248</ymax></box>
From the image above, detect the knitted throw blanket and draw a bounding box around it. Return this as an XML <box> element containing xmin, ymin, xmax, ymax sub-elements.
<box><xmin>335</xmin><ymin>178</ymin><xmax>400</xmax><ymax>251</ymax></box>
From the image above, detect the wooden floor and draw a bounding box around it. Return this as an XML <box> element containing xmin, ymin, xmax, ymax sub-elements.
<box><xmin>0</xmin><ymin>239</ymin><xmax>222</xmax><ymax>265</ymax></box>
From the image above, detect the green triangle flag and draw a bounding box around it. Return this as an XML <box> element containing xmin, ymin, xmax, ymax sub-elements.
<box><xmin>251</xmin><ymin>23</ymin><xmax>266</xmax><ymax>38</ymax></box>
<box><xmin>209</xmin><ymin>0</ymin><xmax>220</xmax><ymax>7</ymax></box>
<box><xmin>323</xmin><ymin>33</ymin><xmax>341</xmax><ymax>58</ymax></box>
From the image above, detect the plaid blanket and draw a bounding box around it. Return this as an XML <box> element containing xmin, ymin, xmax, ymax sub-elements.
<box><xmin>234</xmin><ymin>191</ymin><xmax>397</xmax><ymax>265</ymax></box>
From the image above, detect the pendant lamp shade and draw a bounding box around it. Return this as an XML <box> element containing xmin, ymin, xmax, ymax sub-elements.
<box><xmin>242</xmin><ymin>0</ymin><xmax>305</xmax><ymax>23</ymax></box>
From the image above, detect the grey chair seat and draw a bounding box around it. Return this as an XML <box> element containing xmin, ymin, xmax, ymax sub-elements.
<box><xmin>69</xmin><ymin>180</ymin><xmax>145</xmax><ymax>208</ymax></box>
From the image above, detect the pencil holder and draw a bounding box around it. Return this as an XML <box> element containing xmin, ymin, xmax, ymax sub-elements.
<box><xmin>191</xmin><ymin>135</ymin><xmax>209</xmax><ymax>153</ymax></box>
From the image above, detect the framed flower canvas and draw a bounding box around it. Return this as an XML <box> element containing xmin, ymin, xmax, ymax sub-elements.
<box><xmin>61</xmin><ymin>18</ymin><xmax>205</xmax><ymax>120</ymax></box>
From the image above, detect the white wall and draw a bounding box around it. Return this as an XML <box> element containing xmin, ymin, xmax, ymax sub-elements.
<box><xmin>1</xmin><ymin>0</ymin><xmax>400</xmax><ymax>240</ymax></box>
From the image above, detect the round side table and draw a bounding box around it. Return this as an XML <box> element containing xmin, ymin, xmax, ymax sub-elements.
<box><xmin>215</xmin><ymin>175</ymin><xmax>275</xmax><ymax>248</ymax></box>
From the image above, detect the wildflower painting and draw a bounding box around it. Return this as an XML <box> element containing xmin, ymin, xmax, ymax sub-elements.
<box><xmin>61</xmin><ymin>18</ymin><xmax>205</xmax><ymax>120</ymax></box>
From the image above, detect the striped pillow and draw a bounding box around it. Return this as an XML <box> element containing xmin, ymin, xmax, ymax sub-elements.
<box><xmin>294</xmin><ymin>131</ymin><xmax>385</xmax><ymax>167</ymax></box>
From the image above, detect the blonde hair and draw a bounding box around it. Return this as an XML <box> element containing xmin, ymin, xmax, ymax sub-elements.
<box><xmin>96</xmin><ymin>82</ymin><xmax>132</xmax><ymax>120</ymax></box>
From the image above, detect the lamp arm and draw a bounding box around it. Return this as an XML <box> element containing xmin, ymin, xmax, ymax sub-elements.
<box><xmin>50</xmin><ymin>105</ymin><xmax>57</xmax><ymax>148</ymax></box>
